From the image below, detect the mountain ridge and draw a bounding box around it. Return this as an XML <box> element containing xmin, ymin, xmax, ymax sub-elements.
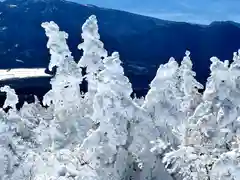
<box><xmin>4</xmin><ymin>0</ymin><xmax>240</xmax><ymax>26</ymax></box>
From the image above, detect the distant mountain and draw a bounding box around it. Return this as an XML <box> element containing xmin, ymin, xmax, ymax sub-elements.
<box><xmin>0</xmin><ymin>0</ymin><xmax>240</xmax><ymax>98</ymax></box>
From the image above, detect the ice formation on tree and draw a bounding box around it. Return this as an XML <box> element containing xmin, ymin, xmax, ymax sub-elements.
<box><xmin>142</xmin><ymin>53</ymin><xmax>202</xmax><ymax>149</ymax></box>
<box><xmin>178</xmin><ymin>51</ymin><xmax>203</xmax><ymax>114</ymax></box>
<box><xmin>77</xmin><ymin>15</ymin><xmax>108</xmax><ymax>119</ymax></box>
<box><xmin>160</xmin><ymin>51</ymin><xmax>240</xmax><ymax>180</ymax></box>
<box><xmin>76</xmin><ymin>51</ymin><xmax>135</xmax><ymax>179</ymax></box>
<box><xmin>41</xmin><ymin>21</ymin><xmax>93</xmax><ymax>151</ymax></box>
<box><xmin>0</xmin><ymin>15</ymin><xmax>240</xmax><ymax>180</ymax></box>
<box><xmin>142</xmin><ymin>57</ymin><xmax>181</xmax><ymax>147</ymax></box>
<box><xmin>78</xmin><ymin>15</ymin><xmax>107</xmax><ymax>94</ymax></box>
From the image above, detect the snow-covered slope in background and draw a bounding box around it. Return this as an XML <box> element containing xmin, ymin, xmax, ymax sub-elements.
<box><xmin>0</xmin><ymin>68</ymin><xmax>50</xmax><ymax>80</ymax></box>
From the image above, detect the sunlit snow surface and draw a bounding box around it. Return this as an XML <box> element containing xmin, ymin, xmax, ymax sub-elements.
<box><xmin>0</xmin><ymin>68</ymin><xmax>50</xmax><ymax>80</ymax></box>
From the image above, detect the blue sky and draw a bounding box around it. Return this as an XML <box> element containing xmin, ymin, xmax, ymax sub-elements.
<box><xmin>71</xmin><ymin>0</ymin><xmax>240</xmax><ymax>24</ymax></box>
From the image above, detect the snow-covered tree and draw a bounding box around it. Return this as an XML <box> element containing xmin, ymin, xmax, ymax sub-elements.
<box><xmin>140</xmin><ymin>52</ymin><xmax>204</xmax><ymax>180</ymax></box>
<box><xmin>41</xmin><ymin>21</ymin><xmax>72</xmax><ymax>72</ymax></box>
<box><xmin>77</xmin><ymin>15</ymin><xmax>108</xmax><ymax>121</ymax></box>
<box><xmin>161</xmin><ymin>51</ymin><xmax>240</xmax><ymax>180</ymax></box>
<box><xmin>143</xmin><ymin>57</ymin><xmax>182</xmax><ymax>147</ymax></box>
<box><xmin>78</xmin><ymin>15</ymin><xmax>108</xmax><ymax>94</ymax></box>
<box><xmin>0</xmin><ymin>88</ymin><xmax>43</xmax><ymax>180</ymax></box>
<box><xmin>41</xmin><ymin>21</ymin><xmax>92</xmax><ymax>150</ymax></box>
<box><xmin>177</xmin><ymin>51</ymin><xmax>203</xmax><ymax>115</ymax></box>
<box><xmin>78</xmin><ymin>52</ymin><xmax>135</xmax><ymax>180</ymax></box>
<box><xmin>128</xmin><ymin>107</ymin><xmax>173</xmax><ymax>180</ymax></box>
<box><xmin>41</xmin><ymin>21</ymin><xmax>83</xmax><ymax>110</ymax></box>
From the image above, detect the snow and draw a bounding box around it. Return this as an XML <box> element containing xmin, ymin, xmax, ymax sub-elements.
<box><xmin>0</xmin><ymin>68</ymin><xmax>50</xmax><ymax>81</ymax></box>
